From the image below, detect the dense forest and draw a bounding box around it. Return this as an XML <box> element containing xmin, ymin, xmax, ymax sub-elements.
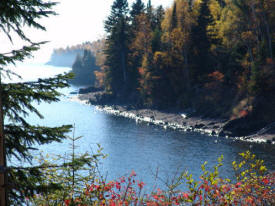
<box><xmin>91</xmin><ymin>0</ymin><xmax>275</xmax><ymax>136</ymax></box>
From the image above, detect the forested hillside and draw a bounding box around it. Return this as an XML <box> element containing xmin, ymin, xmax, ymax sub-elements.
<box><xmin>93</xmin><ymin>0</ymin><xmax>275</xmax><ymax>136</ymax></box>
<box><xmin>47</xmin><ymin>40</ymin><xmax>105</xmax><ymax>67</ymax></box>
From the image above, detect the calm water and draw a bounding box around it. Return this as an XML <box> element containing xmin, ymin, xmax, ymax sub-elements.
<box><xmin>6</xmin><ymin>63</ymin><xmax>275</xmax><ymax>190</ymax></box>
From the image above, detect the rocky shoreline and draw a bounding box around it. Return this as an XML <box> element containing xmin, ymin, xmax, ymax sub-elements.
<box><xmin>71</xmin><ymin>91</ymin><xmax>275</xmax><ymax>145</ymax></box>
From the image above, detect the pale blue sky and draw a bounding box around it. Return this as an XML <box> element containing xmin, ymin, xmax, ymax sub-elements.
<box><xmin>0</xmin><ymin>0</ymin><xmax>173</xmax><ymax>63</ymax></box>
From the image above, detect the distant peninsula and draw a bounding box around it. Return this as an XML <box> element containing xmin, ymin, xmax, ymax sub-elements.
<box><xmin>47</xmin><ymin>40</ymin><xmax>105</xmax><ymax>86</ymax></box>
<box><xmin>46</xmin><ymin>48</ymin><xmax>83</xmax><ymax>67</ymax></box>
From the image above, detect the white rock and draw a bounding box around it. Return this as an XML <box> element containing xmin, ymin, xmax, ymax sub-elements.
<box><xmin>181</xmin><ymin>113</ymin><xmax>188</xmax><ymax>119</ymax></box>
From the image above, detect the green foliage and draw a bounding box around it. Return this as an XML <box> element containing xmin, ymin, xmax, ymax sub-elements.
<box><xmin>152</xmin><ymin>5</ymin><xmax>165</xmax><ymax>32</ymax></box>
<box><xmin>0</xmin><ymin>0</ymin><xmax>74</xmax><ymax>204</ymax></box>
<box><xmin>30</xmin><ymin>131</ymin><xmax>107</xmax><ymax>206</ymax></box>
<box><xmin>29</xmin><ymin>151</ymin><xmax>275</xmax><ymax>205</ymax></box>
<box><xmin>3</xmin><ymin>65</ymin><xmax>73</xmax><ymax>205</ymax></box>
<box><xmin>2</xmin><ymin>73</ymin><xmax>73</xmax><ymax>204</ymax></box>
<box><xmin>0</xmin><ymin>0</ymin><xmax>57</xmax><ymax>42</ymax></box>
<box><xmin>104</xmin><ymin>0</ymin><xmax>130</xmax><ymax>96</ymax></box>
<box><xmin>190</xmin><ymin>0</ymin><xmax>215</xmax><ymax>82</ymax></box>
<box><xmin>130</xmin><ymin>0</ymin><xmax>145</xmax><ymax>22</ymax></box>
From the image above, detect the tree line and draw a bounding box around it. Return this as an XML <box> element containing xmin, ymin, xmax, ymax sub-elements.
<box><xmin>95</xmin><ymin>0</ymin><xmax>275</xmax><ymax>130</ymax></box>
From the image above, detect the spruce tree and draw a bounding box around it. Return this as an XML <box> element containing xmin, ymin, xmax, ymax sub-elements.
<box><xmin>190</xmin><ymin>0</ymin><xmax>214</xmax><ymax>82</ymax></box>
<box><xmin>104</xmin><ymin>0</ymin><xmax>130</xmax><ymax>97</ymax></box>
<box><xmin>0</xmin><ymin>1</ymin><xmax>72</xmax><ymax>204</ymax></box>
<box><xmin>130</xmin><ymin>0</ymin><xmax>145</xmax><ymax>34</ymax></box>
<box><xmin>130</xmin><ymin>0</ymin><xmax>145</xmax><ymax>21</ymax></box>
<box><xmin>146</xmin><ymin>0</ymin><xmax>154</xmax><ymax>29</ymax></box>
<box><xmin>153</xmin><ymin>5</ymin><xmax>165</xmax><ymax>31</ymax></box>
<box><xmin>151</xmin><ymin>6</ymin><xmax>164</xmax><ymax>53</ymax></box>
<box><xmin>147</xmin><ymin>0</ymin><xmax>152</xmax><ymax>13</ymax></box>
<box><xmin>171</xmin><ymin>2</ymin><xmax>178</xmax><ymax>32</ymax></box>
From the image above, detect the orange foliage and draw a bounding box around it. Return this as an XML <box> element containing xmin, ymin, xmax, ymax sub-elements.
<box><xmin>130</xmin><ymin>13</ymin><xmax>153</xmax><ymax>56</ymax></box>
<box><xmin>94</xmin><ymin>70</ymin><xmax>105</xmax><ymax>87</ymax></box>
<box><xmin>208</xmin><ymin>71</ymin><xmax>224</xmax><ymax>82</ymax></box>
<box><xmin>64</xmin><ymin>164</ymin><xmax>275</xmax><ymax>206</ymax></box>
<box><xmin>239</xmin><ymin>109</ymin><xmax>249</xmax><ymax>118</ymax></box>
<box><xmin>266</xmin><ymin>58</ymin><xmax>274</xmax><ymax>65</ymax></box>
<box><xmin>138</xmin><ymin>67</ymin><xmax>145</xmax><ymax>76</ymax></box>
<box><xmin>205</xmin><ymin>71</ymin><xmax>225</xmax><ymax>89</ymax></box>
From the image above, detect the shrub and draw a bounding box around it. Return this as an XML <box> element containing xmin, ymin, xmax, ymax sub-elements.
<box><xmin>30</xmin><ymin>151</ymin><xmax>275</xmax><ymax>206</ymax></box>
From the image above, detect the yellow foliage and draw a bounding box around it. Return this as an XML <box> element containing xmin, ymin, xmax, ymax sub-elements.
<box><xmin>161</xmin><ymin>7</ymin><xmax>172</xmax><ymax>32</ymax></box>
<box><xmin>130</xmin><ymin>13</ymin><xmax>153</xmax><ymax>57</ymax></box>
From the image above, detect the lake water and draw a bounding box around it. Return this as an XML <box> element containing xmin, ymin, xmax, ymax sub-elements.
<box><xmin>5</xmin><ymin>63</ymin><xmax>275</xmax><ymax>190</ymax></box>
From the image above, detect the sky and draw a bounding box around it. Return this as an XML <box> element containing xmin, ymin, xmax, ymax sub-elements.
<box><xmin>0</xmin><ymin>0</ymin><xmax>173</xmax><ymax>63</ymax></box>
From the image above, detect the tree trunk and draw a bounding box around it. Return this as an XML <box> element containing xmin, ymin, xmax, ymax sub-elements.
<box><xmin>262</xmin><ymin>10</ymin><xmax>273</xmax><ymax>59</ymax></box>
<box><xmin>184</xmin><ymin>46</ymin><xmax>190</xmax><ymax>91</ymax></box>
<box><xmin>121</xmin><ymin>50</ymin><xmax>127</xmax><ymax>83</ymax></box>
<box><xmin>0</xmin><ymin>75</ymin><xmax>6</xmax><ymax>206</ymax></box>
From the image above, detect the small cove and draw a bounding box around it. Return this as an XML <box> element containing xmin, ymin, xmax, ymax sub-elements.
<box><xmin>7</xmin><ymin>63</ymin><xmax>275</xmax><ymax>190</ymax></box>
<box><xmin>27</xmin><ymin>86</ymin><xmax>275</xmax><ymax>189</ymax></box>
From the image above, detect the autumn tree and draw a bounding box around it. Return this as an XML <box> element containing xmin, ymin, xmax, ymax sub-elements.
<box><xmin>102</xmin><ymin>0</ymin><xmax>275</xmax><ymax>130</ymax></box>
<box><xmin>159</xmin><ymin>0</ymin><xmax>196</xmax><ymax>107</ymax></box>
<box><xmin>131</xmin><ymin>13</ymin><xmax>154</xmax><ymax>105</ymax></box>
<box><xmin>210</xmin><ymin>0</ymin><xmax>275</xmax><ymax>95</ymax></box>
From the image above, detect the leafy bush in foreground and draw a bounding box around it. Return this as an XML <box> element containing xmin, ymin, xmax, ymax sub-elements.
<box><xmin>30</xmin><ymin>151</ymin><xmax>274</xmax><ymax>206</ymax></box>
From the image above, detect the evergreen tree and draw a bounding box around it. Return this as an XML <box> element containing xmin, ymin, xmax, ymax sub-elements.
<box><xmin>30</xmin><ymin>128</ymin><xmax>105</xmax><ymax>205</ymax></box>
<box><xmin>70</xmin><ymin>50</ymin><xmax>99</xmax><ymax>86</ymax></box>
<box><xmin>151</xmin><ymin>29</ymin><xmax>162</xmax><ymax>53</ymax></box>
<box><xmin>130</xmin><ymin>0</ymin><xmax>145</xmax><ymax>33</ymax></box>
<box><xmin>170</xmin><ymin>2</ymin><xmax>178</xmax><ymax>31</ymax></box>
<box><xmin>147</xmin><ymin>0</ymin><xmax>152</xmax><ymax>14</ymax></box>
<box><xmin>151</xmin><ymin>6</ymin><xmax>165</xmax><ymax>53</ymax></box>
<box><xmin>153</xmin><ymin>5</ymin><xmax>165</xmax><ymax>31</ymax></box>
<box><xmin>104</xmin><ymin>0</ymin><xmax>130</xmax><ymax>97</ymax></box>
<box><xmin>146</xmin><ymin>0</ymin><xmax>154</xmax><ymax>28</ymax></box>
<box><xmin>190</xmin><ymin>0</ymin><xmax>214</xmax><ymax>82</ymax></box>
<box><xmin>130</xmin><ymin>0</ymin><xmax>145</xmax><ymax>21</ymax></box>
<box><xmin>0</xmin><ymin>1</ymin><xmax>72</xmax><ymax>204</ymax></box>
